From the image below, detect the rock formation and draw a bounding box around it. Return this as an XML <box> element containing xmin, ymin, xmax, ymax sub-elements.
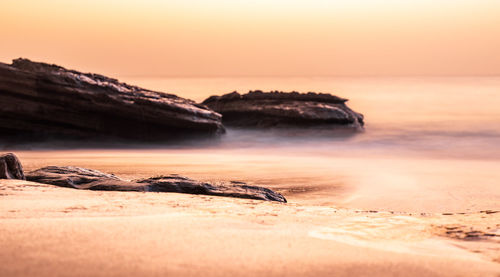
<box><xmin>0</xmin><ymin>153</ymin><xmax>25</xmax><ymax>180</ymax></box>
<box><xmin>26</xmin><ymin>166</ymin><xmax>132</xmax><ymax>189</ymax></box>
<box><xmin>202</xmin><ymin>90</ymin><xmax>364</xmax><ymax>129</ymax></box>
<box><xmin>136</xmin><ymin>175</ymin><xmax>287</xmax><ymax>202</ymax></box>
<box><xmin>0</xmin><ymin>58</ymin><xmax>224</xmax><ymax>141</ymax></box>
<box><xmin>26</xmin><ymin>166</ymin><xmax>286</xmax><ymax>203</ymax></box>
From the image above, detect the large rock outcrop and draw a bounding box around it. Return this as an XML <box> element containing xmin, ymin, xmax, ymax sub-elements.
<box><xmin>0</xmin><ymin>58</ymin><xmax>224</xmax><ymax>141</ymax></box>
<box><xmin>0</xmin><ymin>153</ymin><xmax>25</xmax><ymax>180</ymax></box>
<box><xmin>26</xmin><ymin>166</ymin><xmax>286</xmax><ymax>203</ymax></box>
<box><xmin>202</xmin><ymin>90</ymin><xmax>364</xmax><ymax>129</ymax></box>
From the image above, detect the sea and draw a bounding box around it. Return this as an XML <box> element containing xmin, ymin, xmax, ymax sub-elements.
<box><xmin>10</xmin><ymin>76</ymin><xmax>500</xmax><ymax>213</ymax></box>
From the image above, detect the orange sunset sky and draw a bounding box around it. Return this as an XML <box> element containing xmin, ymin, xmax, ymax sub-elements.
<box><xmin>1</xmin><ymin>0</ymin><xmax>499</xmax><ymax>77</ymax></box>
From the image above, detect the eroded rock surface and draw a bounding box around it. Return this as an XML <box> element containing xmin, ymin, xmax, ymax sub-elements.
<box><xmin>202</xmin><ymin>90</ymin><xmax>364</xmax><ymax>129</ymax></box>
<box><xmin>0</xmin><ymin>58</ymin><xmax>224</xmax><ymax>141</ymax></box>
<box><xmin>136</xmin><ymin>175</ymin><xmax>287</xmax><ymax>202</ymax></box>
<box><xmin>26</xmin><ymin>166</ymin><xmax>286</xmax><ymax>203</ymax></box>
<box><xmin>26</xmin><ymin>166</ymin><xmax>136</xmax><ymax>190</ymax></box>
<box><xmin>0</xmin><ymin>153</ymin><xmax>25</xmax><ymax>180</ymax></box>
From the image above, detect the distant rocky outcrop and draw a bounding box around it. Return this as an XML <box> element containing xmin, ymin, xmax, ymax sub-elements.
<box><xmin>0</xmin><ymin>58</ymin><xmax>224</xmax><ymax>141</ymax></box>
<box><xmin>26</xmin><ymin>166</ymin><xmax>286</xmax><ymax>203</ymax></box>
<box><xmin>0</xmin><ymin>153</ymin><xmax>25</xmax><ymax>180</ymax></box>
<box><xmin>202</xmin><ymin>90</ymin><xmax>364</xmax><ymax>129</ymax></box>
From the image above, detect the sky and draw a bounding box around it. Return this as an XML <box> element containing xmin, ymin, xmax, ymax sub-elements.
<box><xmin>1</xmin><ymin>0</ymin><xmax>499</xmax><ymax>77</ymax></box>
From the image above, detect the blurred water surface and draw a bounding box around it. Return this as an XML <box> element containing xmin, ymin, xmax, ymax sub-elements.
<box><xmin>13</xmin><ymin>77</ymin><xmax>500</xmax><ymax>212</ymax></box>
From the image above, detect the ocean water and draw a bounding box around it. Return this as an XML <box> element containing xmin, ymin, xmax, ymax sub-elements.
<box><xmin>123</xmin><ymin>76</ymin><xmax>500</xmax><ymax>158</ymax></box>
<box><xmin>13</xmin><ymin>77</ymin><xmax>500</xmax><ymax>212</ymax></box>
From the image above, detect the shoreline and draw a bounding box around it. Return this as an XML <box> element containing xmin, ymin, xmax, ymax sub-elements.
<box><xmin>8</xmin><ymin>149</ymin><xmax>500</xmax><ymax>213</ymax></box>
<box><xmin>2</xmin><ymin>149</ymin><xmax>500</xmax><ymax>276</ymax></box>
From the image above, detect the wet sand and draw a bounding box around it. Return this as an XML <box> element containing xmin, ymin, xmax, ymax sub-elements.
<box><xmin>1</xmin><ymin>169</ymin><xmax>500</xmax><ymax>276</ymax></box>
<box><xmin>10</xmin><ymin>149</ymin><xmax>500</xmax><ymax>213</ymax></box>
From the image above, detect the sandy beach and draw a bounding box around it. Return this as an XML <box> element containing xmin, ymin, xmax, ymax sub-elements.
<box><xmin>1</xmin><ymin>152</ymin><xmax>499</xmax><ymax>277</ymax></box>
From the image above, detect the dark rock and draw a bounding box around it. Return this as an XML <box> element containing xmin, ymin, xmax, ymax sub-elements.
<box><xmin>136</xmin><ymin>175</ymin><xmax>287</xmax><ymax>203</ymax></box>
<box><xmin>202</xmin><ymin>90</ymin><xmax>364</xmax><ymax>129</ymax></box>
<box><xmin>26</xmin><ymin>166</ymin><xmax>286</xmax><ymax>203</ymax></box>
<box><xmin>26</xmin><ymin>166</ymin><xmax>136</xmax><ymax>190</ymax></box>
<box><xmin>0</xmin><ymin>153</ymin><xmax>25</xmax><ymax>180</ymax></box>
<box><xmin>0</xmin><ymin>58</ymin><xmax>224</xmax><ymax>141</ymax></box>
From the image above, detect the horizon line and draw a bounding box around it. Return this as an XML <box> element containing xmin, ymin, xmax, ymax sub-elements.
<box><xmin>118</xmin><ymin>74</ymin><xmax>500</xmax><ymax>79</ymax></box>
